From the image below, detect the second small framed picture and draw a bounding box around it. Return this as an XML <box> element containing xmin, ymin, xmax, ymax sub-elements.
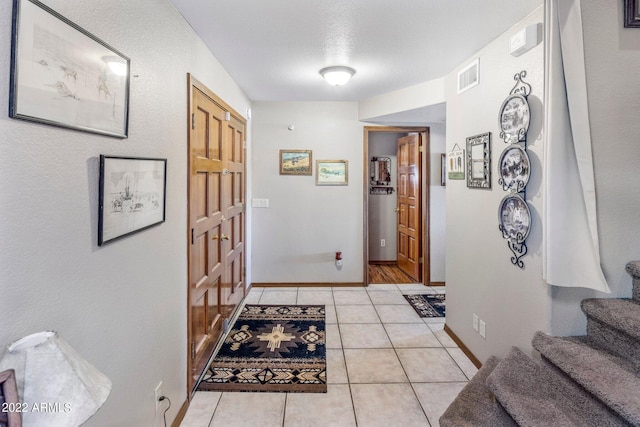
<box><xmin>316</xmin><ymin>160</ymin><xmax>348</xmax><ymax>186</ymax></box>
<box><xmin>447</xmin><ymin>147</ymin><xmax>465</xmax><ymax>181</ymax></box>
<box><xmin>98</xmin><ymin>155</ymin><xmax>167</xmax><ymax>246</ymax></box>
<box><xmin>279</xmin><ymin>149</ymin><xmax>312</xmax><ymax>175</ymax></box>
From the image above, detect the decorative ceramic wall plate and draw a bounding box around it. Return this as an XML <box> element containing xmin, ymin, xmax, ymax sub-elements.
<box><xmin>499</xmin><ymin>94</ymin><xmax>530</xmax><ymax>144</ymax></box>
<box><xmin>498</xmin><ymin>145</ymin><xmax>530</xmax><ymax>193</ymax></box>
<box><xmin>498</xmin><ymin>194</ymin><xmax>531</xmax><ymax>243</ymax></box>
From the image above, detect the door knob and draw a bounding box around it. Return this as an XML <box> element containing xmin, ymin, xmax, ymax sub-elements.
<box><xmin>394</xmin><ymin>208</ymin><xmax>400</xmax><ymax>212</ymax></box>
<box><xmin>212</xmin><ymin>235</ymin><xmax>219</xmax><ymax>240</ymax></box>
<box><xmin>220</xmin><ymin>234</ymin><xmax>230</xmax><ymax>240</ymax></box>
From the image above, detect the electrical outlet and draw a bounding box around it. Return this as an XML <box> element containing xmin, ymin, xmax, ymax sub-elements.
<box><xmin>154</xmin><ymin>381</ymin><xmax>163</xmax><ymax>410</ymax></box>
<box><xmin>472</xmin><ymin>314</ymin><xmax>479</xmax><ymax>332</ymax></box>
<box><xmin>380</xmin><ymin>239</ymin><xmax>386</xmax><ymax>247</ymax></box>
<box><xmin>479</xmin><ymin>320</ymin><xmax>486</xmax><ymax>339</ymax></box>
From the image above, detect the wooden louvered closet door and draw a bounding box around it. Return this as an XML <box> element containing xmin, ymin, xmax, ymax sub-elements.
<box><xmin>187</xmin><ymin>74</ymin><xmax>246</xmax><ymax>392</ymax></box>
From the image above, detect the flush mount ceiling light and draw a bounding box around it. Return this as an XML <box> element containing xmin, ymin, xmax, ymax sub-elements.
<box><xmin>319</xmin><ymin>66</ymin><xmax>356</xmax><ymax>86</ymax></box>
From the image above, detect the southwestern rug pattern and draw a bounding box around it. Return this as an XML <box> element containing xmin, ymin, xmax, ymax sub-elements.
<box><xmin>404</xmin><ymin>294</ymin><xmax>446</xmax><ymax>318</ymax></box>
<box><xmin>198</xmin><ymin>304</ymin><xmax>327</xmax><ymax>393</ymax></box>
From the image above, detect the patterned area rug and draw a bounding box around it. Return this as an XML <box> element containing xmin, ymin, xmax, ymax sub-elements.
<box><xmin>404</xmin><ymin>294</ymin><xmax>446</xmax><ymax>318</ymax></box>
<box><xmin>198</xmin><ymin>304</ymin><xmax>326</xmax><ymax>393</ymax></box>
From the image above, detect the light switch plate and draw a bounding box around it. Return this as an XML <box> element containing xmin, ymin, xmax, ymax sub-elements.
<box><xmin>252</xmin><ymin>198</ymin><xmax>269</xmax><ymax>208</ymax></box>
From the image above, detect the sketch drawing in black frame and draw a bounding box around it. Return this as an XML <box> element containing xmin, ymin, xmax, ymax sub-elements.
<box><xmin>10</xmin><ymin>0</ymin><xmax>130</xmax><ymax>138</ymax></box>
<box><xmin>98</xmin><ymin>156</ymin><xmax>167</xmax><ymax>246</ymax></box>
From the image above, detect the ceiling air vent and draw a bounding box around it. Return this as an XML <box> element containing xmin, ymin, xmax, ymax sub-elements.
<box><xmin>457</xmin><ymin>59</ymin><xmax>479</xmax><ymax>94</ymax></box>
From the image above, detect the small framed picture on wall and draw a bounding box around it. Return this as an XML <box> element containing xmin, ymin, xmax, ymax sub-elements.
<box><xmin>279</xmin><ymin>150</ymin><xmax>312</xmax><ymax>175</ymax></box>
<box><xmin>98</xmin><ymin>155</ymin><xmax>167</xmax><ymax>245</ymax></box>
<box><xmin>316</xmin><ymin>160</ymin><xmax>348</xmax><ymax>186</ymax></box>
<box><xmin>447</xmin><ymin>146</ymin><xmax>465</xmax><ymax>181</ymax></box>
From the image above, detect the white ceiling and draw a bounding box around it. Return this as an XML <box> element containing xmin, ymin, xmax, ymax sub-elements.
<box><xmin>169</xmin><ymin>0</ymin><xmax>542</xmax><ymax>103</ymax></box>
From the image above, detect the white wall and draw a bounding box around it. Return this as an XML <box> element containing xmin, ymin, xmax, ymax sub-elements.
<box><xmin>359</xmin><ymin>78</ymin><xmax>446</xmax><ymax>122</ymax></box>
<box><xmin>445</xmin><ymin>6</ymin><xmax>549</xmax><ymax>362</ymax></box>
<box><xmin>0</xmin><ymin>1</ymin><xmax>250</xmax><ymax>426</ymax></box>
<box><xmin>549</xmin><ymin>0</ymin><xmax>640</xmax><ymax>335</ymax></box>
<box><xmin>368</xmin><ymin>133</ymin><xmax>401</xmax><ymax>262</ymax></box>
<box><xmin>429</xmin><ymin>123</ymin><xmax>446</xmax><ymax>282</ymax></box>
<box><xmin>251</xmin><ymin>102</ymin><xmax>364</xmax><ymax>283</ymax></box>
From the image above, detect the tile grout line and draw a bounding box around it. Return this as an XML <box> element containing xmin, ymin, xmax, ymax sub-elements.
<box><xmin>408</xmin><ymin>381</ymin><xmax>435</xmax><ymax>427</ymax></box>
<box><xmin>206</xmin><ymin>392</ymin><xmax>223</xmax><ymax>427</ymax></box>
<box><xmin>281</xmin><ymin>391</ymin><xmax>288</xmax><ymax>427</ymax></box>
<box><xmin>372</xmin><ymin>285</ymin><xmax>456</xmax><ymax>427</ymax></box>
<box><xmin>331</xmin><ymin>286</ymin><xmax>360</xmax><ymax>426</ymax></box>
<box><xmin>384</xmin><ymin>313</ymin><xmax>434</xmax><ymax>427</ymax></box>
<box><xmin>444</xmin><ymin>347</ymin><xmax>475</xmax><ymax>381</ymax></box>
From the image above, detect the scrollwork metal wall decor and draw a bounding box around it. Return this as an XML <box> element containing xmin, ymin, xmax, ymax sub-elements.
<box><xmin>498</xmin><ymin>194</ymin><xmax>531</xmax><ymax>268</ymax></box>
<box><xmin>497</xmin><ymin>71</ymin><xmax>532</xmax><ymax>269</ymax></box>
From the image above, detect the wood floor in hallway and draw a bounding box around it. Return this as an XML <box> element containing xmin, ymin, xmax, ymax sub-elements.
<box><xmin>368</xmin><ymin>263</ymin><xmax>418</xmax><ymax>284</ymax></box>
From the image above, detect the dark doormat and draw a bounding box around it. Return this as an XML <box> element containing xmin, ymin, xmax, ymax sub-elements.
<box><xmin>197</xmin><ymin>304</ymin><xmax>326</xmax><ymax>393</ymax></box>
<box><xmin>404</xmin><ymin>294</ymin><xmax>446</xmax><ymax>318</ymax></box>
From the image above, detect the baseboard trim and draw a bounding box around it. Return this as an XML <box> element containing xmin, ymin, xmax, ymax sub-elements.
<box><xmin>252</xmin><ymin>282</ymin><xmax>365</xmax><ymax>288</ymax></box>
<box><xmin>444</xmin><ymin>324</ymin><xmax>482</xmax><ymax>369</ymax></box>
<box><xmin>430</xmin><ymin>281</ymin><xmax>446</xmax><ymax>287</ymax></box>
<box><xmin>171</xmin><ymin>398</ymin><xmax>190</xmax><ymax>427</ymax></box>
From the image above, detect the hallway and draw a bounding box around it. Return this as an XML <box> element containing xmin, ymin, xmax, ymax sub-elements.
<box><xmin>181</xmin><ymin>284</ymin><xmax>475</xmax><ymax>426</ymax></box>
<box><xmin>368</xmin><ymin>263</ymin><xmax>420</xmax><ymax>284</ymax></box>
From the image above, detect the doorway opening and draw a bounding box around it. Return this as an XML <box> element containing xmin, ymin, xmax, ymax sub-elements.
<box><xmin>363</xmin><ymin>126</ymin><xmax>430</xmax><ymax>286</ymax></box>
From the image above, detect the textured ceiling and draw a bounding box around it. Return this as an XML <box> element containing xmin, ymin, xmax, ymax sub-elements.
<box><xmin>170</xmin><ymin>0</ymin><xmax>542</xmax><ymax>102</ymax></box>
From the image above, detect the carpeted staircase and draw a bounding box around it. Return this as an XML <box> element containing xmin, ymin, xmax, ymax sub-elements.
<box><xmin>440</xmin><ymin>261</ymin><xmax>640</xmax><ymax>427</ymax></box>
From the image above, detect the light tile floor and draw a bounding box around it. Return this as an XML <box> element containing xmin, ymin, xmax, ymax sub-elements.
<box><xmin>181</xmin><ymin>284</ymin><xmax>475</xmax><ymax>427</ymax></box>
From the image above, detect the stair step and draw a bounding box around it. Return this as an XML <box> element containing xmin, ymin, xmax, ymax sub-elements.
<box><xmin>582</xmin><ymin>298</ymin><xmax>640</xmax><ymax>370</ymax></box>
<box><xmin>486</xmin><ymin>347</ymin><xmax>627</xmax><ymax>427</ymax></box>
<box><xmin>439</xmin><ymin>356</ymin><xmax>517</xmax><ymax>427</ymax></box>
<box><xmin>532</xmin><ymin>332</ymin><xmax>640</xmax><ymax>425</ymax></box>
<box><xmin>582</xmin><ymin>299</ymin><xmax>640</xmax><ymax>340</ymax></box>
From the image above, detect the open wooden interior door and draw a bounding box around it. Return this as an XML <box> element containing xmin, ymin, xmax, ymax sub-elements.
<box><xmin>396</xmin><ymin>133</ymin><xmax>422</xmax><ymax>282</ymax></box>
<box><xmin>187</xmin><ymin>74</ymin><xmax>246</xmax><ymax>393</ymax></box>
